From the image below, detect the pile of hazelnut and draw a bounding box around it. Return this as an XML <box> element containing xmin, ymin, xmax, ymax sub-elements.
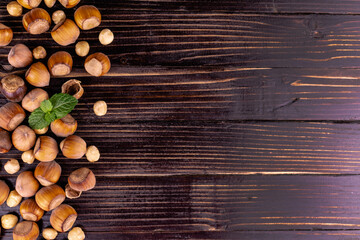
<box><xmin>0</xmin><ymin>0</ymin><xmax>113</xmax><ymax>239</ymax></box>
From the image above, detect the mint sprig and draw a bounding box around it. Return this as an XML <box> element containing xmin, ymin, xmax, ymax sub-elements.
<box><xmin>29</xmin><ymin>93</ymin><xmax>78</xmax><ymax>129</ymax></box>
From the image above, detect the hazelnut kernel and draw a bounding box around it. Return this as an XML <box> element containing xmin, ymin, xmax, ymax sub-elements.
<box><xmin>1</xmin><ymin>214</ymin><xmax>18</xmax><ymax>229</ymax></box>
<box><xmin>93</xmin><ymin>101</ymin><xmax>107</xmax><ymax>116</ymax></box>
<box><xmin>4</xmin><ymin>158</ymin><xmax>20</xmax><ymax>174</ymax></box>
<box><xmin>68</xmin><ymin>227</ymin><xmax>85</xmax><ymax>240</ymax></box>
<box><xmin>99</xmin><ymin>29</ymin><xmax>114</xmax><ymax>45</ymax></box>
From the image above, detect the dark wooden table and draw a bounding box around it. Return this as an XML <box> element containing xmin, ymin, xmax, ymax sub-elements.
<box><xmin>2</xmin><ymin>0</ymin><xmax>360</xmax><ymax>239</ymax></box>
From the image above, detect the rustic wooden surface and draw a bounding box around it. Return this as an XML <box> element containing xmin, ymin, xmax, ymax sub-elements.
<box><xmin>1</xmin><ymin>0</ymin><xmax>360</xmax><ymax>239</ymax></box>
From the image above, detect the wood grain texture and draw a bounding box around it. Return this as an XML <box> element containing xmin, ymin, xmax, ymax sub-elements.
<box><xmin>1</xmin><ymin>175</ymin><xmax>360</xmax><ymax>239</ymax></box>
<box><xmin>1</xmin><ymin>121</ymin><xmax>360</xmax><ymax>176</ymax></box>
<box><xmin>4</xmin><ymin>67</ymin><xmax>360</xmax><ymax>121</ymax></box>
<box><xmin>2</xmin><ymin>7</ymin><xmax>360</xmax><ymax>67</ymax></box>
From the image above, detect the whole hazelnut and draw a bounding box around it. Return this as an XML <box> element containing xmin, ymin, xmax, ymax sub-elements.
<box><xmin>12</xmin><ymin>125</ymin><xmax>36</xmax><ymax>151</ymax></box>
<box><xmin>8</xmin><ymin>44</ymin><xmax>33</xmax><ymax>68</ymax></box>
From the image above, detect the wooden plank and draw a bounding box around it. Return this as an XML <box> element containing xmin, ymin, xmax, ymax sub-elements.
<box><xmin>3</xmin><ymin>67</ymin><xmax>360</xmax><ymax>121</ymax></box>
<box><xmin>2</xmin><ymin>121</ymin><xmax>360</xmax><ymax>175</ymax></box>
<box><xmin>1</xmin><ymin>175</ymin><xmax>360</xmax><ymax>238</ymax></box>
<box><xmin>2</xmin><ymin>10</ymin><xmax>360</xmax><ymax>67</ymax></box>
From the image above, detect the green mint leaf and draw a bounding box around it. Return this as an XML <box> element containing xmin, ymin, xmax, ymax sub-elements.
<box><xmin>50</xmin><ymin>93</ymin><xmax>78</xmax><ymax>119</ymax></box>
<box><xmin>40</xmin><ymin>100</ymin><xmax>53</xmax><ymax>113</ymax></box>
<box><xmin>28</xmin><ymin>108</ymin><xmax>51</xmax><ymax>129</ymax></box>
<box><xmin>44</xmin><ymin>112</ymin><xmax>56</xmax><ymax>123</ymax></box>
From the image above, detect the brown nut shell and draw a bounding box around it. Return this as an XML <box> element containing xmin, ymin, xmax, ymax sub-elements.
<box><xmin>34</xmin><ymin>136</ymin><xmax>59</xmax><ymax>162</ymax></box>
<box><xmin>0</xmin><ymin>102</ymin><xmax>26</xmax><ymax>131</ymax></box>
<box><xmin>74</xmin><ymin>5</ymin><xmax>101</xmax><ymax>30</ymax></box>
<box><xmin>13</xmin><ymin>221</ymin><xmax>39</xmax><ymax>240</ymax></box>
<box><xmin>51</xmin><ymin>19</ymin><xmax>80</xmax><ymax>46</ymax></box>
<box><xmin>12</xmin><ymin>125</ymin><xmax>36</xmax><ymax>151</ymax></box>
<box><xmin>84</xmin><ymin>52</ymin><xmax>111</xmax><ymax>77</ymax></box>
<box><xmin>20</xmin><ymin>199</ymin><xmax>44</xmax><ymax>221</ymax></box>
<box><xmin>0</xmin><ymin>24</ymin><xmax>13</xmax><ymax>46</ymax></box>
<box><xmin>0</xmin><ymin>75</ymin><xmax>27</xmax><ymax>102</ymax></box>
<box><xmin>25</xmin><ymin>62</ymin><xmax>50</xmax><ymax>87</ymax></box>
<box><xmin>17</xmin><ymin>0</ymin><xmax>41</xmax><ymax>9</ymax></box>
<box><xmin>48</xmin><ymin>51</ymin><xmax>73</xmax><ymax>76</ymax></box>
<box><xmin>16</xmin><ymin>171</ymin><xmax>40</xmax><ymax>198</ymax></box>
<box><xmin>50</xmin><ymin>204</ymin><xmax>77</xmax><ymax>232</ymax></box>
<box><xmin>61</xmin><ymin>79</ymin><xmax>84</xmax><ymax>99</ymax></box>
<box><xmin>58</xmin><ymin>0</ymin><xmax>80</xmax><ymax>8</ymax></box>
<box><xmin>51</xmin><ymin>114</ymin><xmax>77</xmax><ymax>137</ymax></box>
<box><xmin>34</xmin><ymin>161</ymin><xmax>62</xmax><ymax>186</ymax></box>
<box><xmin>8</xmin><ymin>44</ymin><xmax>33</xmax><ymax>68</ymax></box>
<box><xmin>35</xmin><ymin>184</ymin><xmax>66</xmax><ymax>211</ymax></box>
<box><xmin>65</xmin><ymin>184</ymin><xmax>81</xmax><ymax>199</ymax></box>
<box><xmin>22</xmin><ymin>88</ymin><xmax>49</xmax><ymax>112</ymax></box>
<box><xmin>22</xmin><ymin>8</ymin><xmax>51</xmax><ymax>35</ymax></box>
<box><xmin>60</xmin><ymin>135</ymin><xmax>86</xmax><ymax>159</ymax></box>
<box><xmin>68</xmin><ymin>167</ymin><xmax>96</xmax><ymax>192</ymax></box>
<box><xmin>0</xmin><ymin>129</ymin><xmax>12</xmax><ymax>153</ymax></box>
<box><xmin>0</xmin><ymin>180</ymin><xmax>10</xmax><ymax>206</ymax></box>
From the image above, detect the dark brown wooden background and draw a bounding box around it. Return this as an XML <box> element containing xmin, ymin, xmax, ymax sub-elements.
<box><xmin>2</xmin><ymin>0</ymin><xmax>360</xmax><ymax>239</ymax></box>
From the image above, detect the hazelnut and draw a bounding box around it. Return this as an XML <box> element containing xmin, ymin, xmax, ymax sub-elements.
<box><xmin>20</xmin><ymin>199</ymin><xmax>44</xmax><ymax>221</ymax></box>
<box><xmin>0</xmin><ymin>180</ymin><xmax>10</xmax><ymax>205</ymax></box>
<box><xmin>12</xmin><ymin>125</ymin><xmax>36</xmax><ymax>151</ymax></box>
<box><xmin>21</xmin><ymin>149</ymin><xmax>35</xmax><ymax>164</ymax></box>
<box><xmin>50</xmin><ymin>204</ymin><xmax>77</xmax><ymax>232</ymax></box>
<box><xmin>22</xmin><ymin>88</ymin><xmax>49</xmax><ymax>112</ymax></box>
<box><xmin>84</xmin><ymin>52</ymin><xmax>111</xmax><ymax>77</ymax></box>
<box><xmin>62</xmin><ymin>79</ymin><xmax>84</xmax><ymax>99</ymax></box>
<box><xmin>58</xmin><ymin>0</ymin><xmax>80</xmax><ymax>8</ymax></box>
<box><xmin>51</xmin><ymin>19</ymin><xmax>80</xmax><ymax>46</ymax></box>
<box><xmin>4</xmin><ymin>158</ymin><xmax>20</xmax><ymax>174</ymax></box>
<box><xmin>68</xmin><ymin>167</ymin><xmax>96</xmax><ymax>192</ymax></box>
<box><xmin>7</xmin><ymin>1</ymin><xmax>23</xmax><ymax>17</ymax></box>
<box><xmin>0</xmin><ymin>129</ymin><xmax>12</xmax><ymax>153</ymax></box>
<box><xmin>32</xmin><ymin>46</ymin><xmax>46</xmax><ymax>59</ymax></box>
<box><xmin>35</xmin><ymin>184</ymin><xmax>66</xmax><ymax>211</ymax></box>
<box><xmin>16</xmin><ymin>0</ymin><xmax>42</xmax><ymax>9</ymax></box>
<box><xmin>1</xmin><ymin>214</ymin><xmax>18</xmax><ymax>229</ymax></box>
<box><xmin>65</xmin><ymin>184</ymin><xmax>81</xmax><ymax>199</ymax></box>
<box><xmin>8</xmin><ymin>44</ymin><xmax>33</xmax><ymax>68</ymax></box>
<box><xmin>0</xmin><ymin>23</ymin><xmax>13</xmax><ymax>46</ymax></box>
<box><xmin>34</xmin><ymin>136</ymin><xmax>59</xmax><ymax>162</ymax></box>
<box><xmin>0</xmin><ymin>102</ymin><xmax>26</xmax><ymax>131</ymax></box>
<box><xmin>25</xmin><ymin>62</ymin><xmax>51</xmax><ymax>87</ymax></box>
<box><xmin>48</xmin><ymin>51</ymin><xmax>73</xmax><ymax>76</ymax></box>
<box><xmin>68</xmin><ymin>227</ymin><xmax>85</xmax><ymax>240</ymax></box>
<box><xmin>22</xmin><ymin>8</ymin><xmax>51</xmax><ymax>35</ymax></box>
<box><xmin>6</xmin><ymin>190</ymin><xmax>22</xmax><ymax>207</ymax></box>
<box><xmin>74</xmin><ymin>5</ymin><xmax>101</xmax><ymax>30</ymax></box>
<box><xmin>34</xmin><ymin>126</ymin><xmax>48</xmax><ymax>135</ymax></box>
<box><xmin>93</xmin><ymin>100</ymin><xmax>107</xmax><ymax>116</ymax></box>
<box><xmin>60</xmin><ymin>135</ymin><xmax>87</xmax><ymax>159</ymax></box>
<box><xmin>51</xmin><ymin>114</ymin><xmax>78</xmax><ymax>137</ymax></box>
<box><xmin>15</xmin><ymin>171</ymin><xmax>39</xmax><ymax>197</ymax></box>
<box><xmin>86</xmin><ymin>145</ymin><xmax>100</xmax><ymax>162</ymax></box>
<box><xmin>99</xmin><ymin>29</ymin><xmax>114</xmax><ymax>45</ymax></box>
<box><xmin>13</xmin><ymin>221</ymin><xmax>39</xmax><ymax>240</ymax></box>
<box><xmin>0</xmin><ymin>75</ymin><xmax>27</xmax><ymax>102</ymax></box>
<box><xmin>44</xmin><ymin>0</ymin><xmax>56</xmax><ymax>8</ymax></box>
<box><xmin>52</xmin><ymin>10</ymin><xmax>66</xmax><ymax>25</ymax></box>
<box><xmin>42</xmin><ymin>228</ymin><xmax>58</xmax><ymax>240</ymax></box>
<box><xmin>34</xmin><ymin>161</ymin><xmax>62</xmax><ymax>186</ymax></box>
<box><xmin>75</xmin><ymin>41</ymin><xmax>90</xmax><ymax>57</ymax></box>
